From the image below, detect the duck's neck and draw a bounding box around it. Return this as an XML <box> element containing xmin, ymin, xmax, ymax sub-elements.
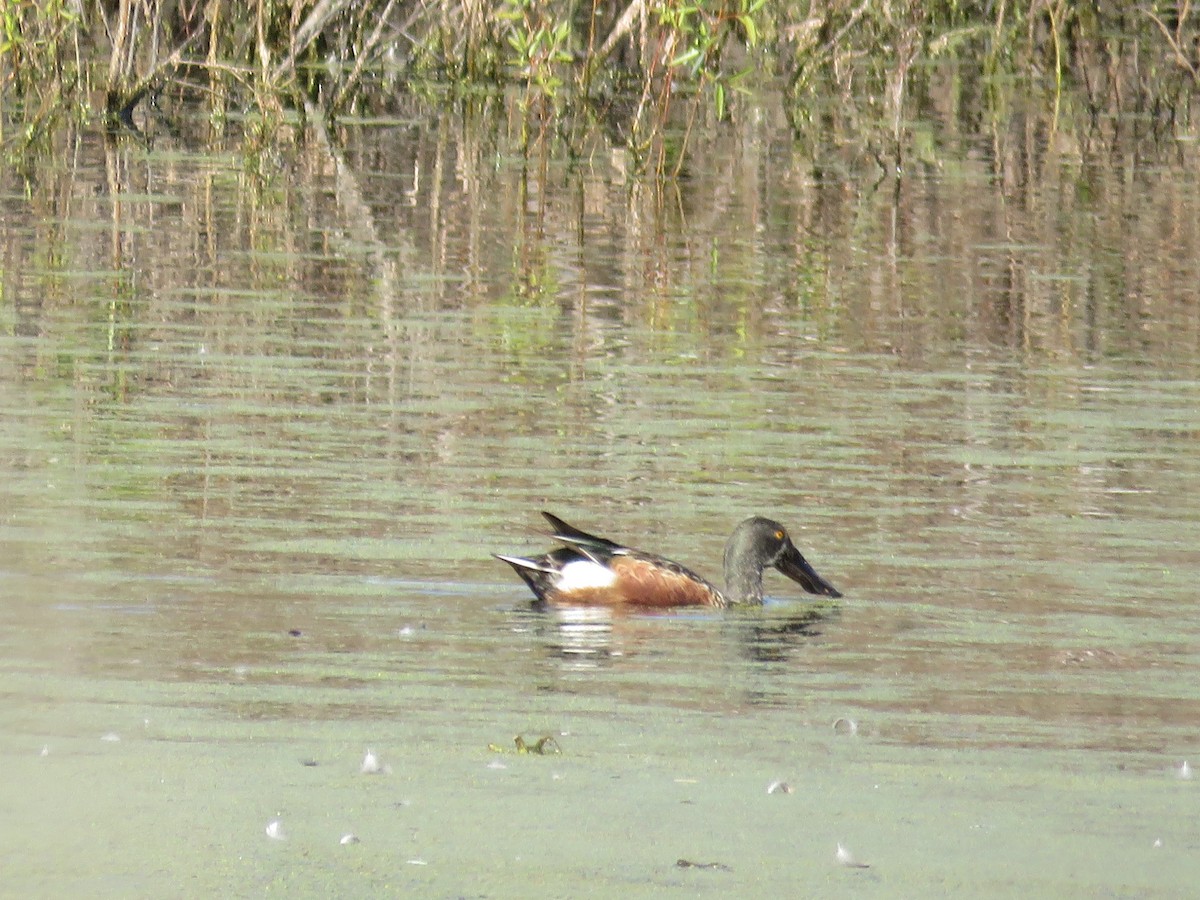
<box><xmin>723</xmin><ymin>557</ymin><xmax>766</xmax><ymax>605</ymax></box>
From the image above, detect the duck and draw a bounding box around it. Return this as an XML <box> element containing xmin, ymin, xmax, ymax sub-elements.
<box><xmin>495</xmin><ymin>512</ymin><xmax>842</xmax><ymax>608</ymax></box>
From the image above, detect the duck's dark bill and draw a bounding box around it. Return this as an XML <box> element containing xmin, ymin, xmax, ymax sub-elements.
<box><xmin>776</xmin><ymin>546</ymin><xmax>842</xmax><ymax>599</ymax></box>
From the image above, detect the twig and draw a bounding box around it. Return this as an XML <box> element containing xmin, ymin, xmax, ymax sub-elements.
<box><xmin>330</xmin><ymin>0</ymin><xmax>400</xmax><ymax>114</ymax></box>
<box><xmin>1140</xmin><ymin>4</ymin><xmax>1198</xmax><ymax>80</ymax></box>
<box><xmin>272</xmin><ymin>0</ymin><xmax>355</xmax><ymax>83</ymax></box>
<box><xmin>597</xmin><ymin>0</ymin><xmax>646</xmax><ymax>66</ymax></box>
<box><xmin>829</xmin><ymin>0</ymin><xmax>873</xmax><ymax>50</ymax></box>
<box><xmin>107</xmin><ymin>26</ymin><xmax>204</xmax><ymax>117</ymax></box>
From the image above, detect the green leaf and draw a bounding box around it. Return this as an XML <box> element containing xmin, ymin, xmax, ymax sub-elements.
<box><xmin>739</xmin><ymin>15</ymin><xmax>758</xmax><ymax>46</ymax></box>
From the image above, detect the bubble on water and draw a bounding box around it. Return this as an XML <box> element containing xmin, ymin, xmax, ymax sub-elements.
<box><xmin>836</xmin><ymin>842</ymin><xmax>869</xmax><ymax>868</ymax></box>
<box><xmin>361</xmin><ymin>749</ymin><xmax>391</xmax><ymax>775</ymax></box>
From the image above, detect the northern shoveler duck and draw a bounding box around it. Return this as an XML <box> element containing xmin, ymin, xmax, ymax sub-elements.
<box><xmin>495</xmin><ymin>512</ymin><xmax>842</xmax><ymax>608</ymax></box>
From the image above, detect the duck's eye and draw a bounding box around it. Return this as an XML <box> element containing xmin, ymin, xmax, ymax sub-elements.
<box><xmin>774</xmin><ymin>529</ymin><xmax>785</xmax><ymax>541</ymax></box>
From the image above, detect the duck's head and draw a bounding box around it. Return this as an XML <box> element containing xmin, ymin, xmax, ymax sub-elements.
<box><xmin>723</xmin><ymin>516</ymin><xmax>842</xmax><ymax>604</ymax></box>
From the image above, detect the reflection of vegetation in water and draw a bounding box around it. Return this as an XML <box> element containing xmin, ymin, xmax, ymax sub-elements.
<box><xmin>3</xmin><ymin>2</ymin><xmax>1198</xmax><ymax>173</ymax></box>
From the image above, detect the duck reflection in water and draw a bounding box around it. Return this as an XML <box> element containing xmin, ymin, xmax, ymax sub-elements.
<box><xmin>497</xmin><ymin>512</ymin><xmax>843</xmax><ymax>671</ymax></box>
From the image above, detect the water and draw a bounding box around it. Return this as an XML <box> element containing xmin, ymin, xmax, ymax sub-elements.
<box><xmin>2</xmin><ymin>96</ymin><xmax>1199</xmax><ymax>896</ymax></box>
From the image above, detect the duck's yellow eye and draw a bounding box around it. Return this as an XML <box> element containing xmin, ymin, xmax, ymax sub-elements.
<box><xmin>775</xmin><ymin>529</ymin><xmax>785</xmax><ymax>541</ymax></box>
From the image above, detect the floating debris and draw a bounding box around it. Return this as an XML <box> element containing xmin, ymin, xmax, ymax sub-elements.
<box><xmin>340</xmin><ymin>833</ymin><xmax>360</xmax><ymax>845</ymax></box>
<box><xmin>488</xmin><ymin>735</ymin><xmax>561</xmax><ymax>755</ymax></box>
<box><xmin>1177</xmin><ymin>760</ymin><xmax>1192</xmax><ymax>780</ymax></box>
<box><xmin>836</xmin><ymin>842</ymin><xmax>869</xmax><ymax>868</ymax></box>
<box><xmin>676</xmin><ymin>859</ymin><xmax>732</xmax><ymax>872</ymax></box>
<box><xmin>832</xmin><ymin>717</ymin><xmax>858</xmax><ymax>735</ymax></box>
<box><xmin>39</xmin><ymin>745</ymin><xmax>49</xmax><ymax>757</ymax></box>
<box><xmin>1153</xmin><ymin>838</ymin><xmax>1164</xmax><ymax>848</ymax></box>
<box><xmin>287</xmin><ymin>629</ymin><xmax>303</xmax><ymax>637</ymax></box>
<box><xmin>487</xmin><ymin>759</ymin><xmax>508</xmax><ymax>770</ymax></box>
<box><xmin>406</xmin><ymin>859</ymin><xmax>428</xmax><ymax>866</ymax></box>
<box><xmin>766</xmin><ymin>780</ymin><xmax>794</xmax><ymax>795</ymax></box>
<box><xmin>1058</xmin><ymin>647</ymin><xmax>1123</xmax><ymax>666</ymax></box>
<box><xmin>518</xmin><ymin>735</ymin><xmax>561</xmax><ymax>755</ymax></box>
<box><xmin>100</xmin><ymin>732</ymin><xmax>121</xmax><ymax>743</ymax></box>
<box><xmin>265</xmin><ymin>819</ymin><xmax>286</xmax><ymax>841</ymax></box>
<box><xmin>361</xmin><ymin>749</ymin><xmax>391</xmax><ymax>775</ymax></box>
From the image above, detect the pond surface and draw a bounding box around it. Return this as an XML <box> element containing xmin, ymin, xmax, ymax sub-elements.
<box><xmin>2</xmin><ymin>93</ymin><xmax>1200</xmax><ymax>896</ymax></box>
